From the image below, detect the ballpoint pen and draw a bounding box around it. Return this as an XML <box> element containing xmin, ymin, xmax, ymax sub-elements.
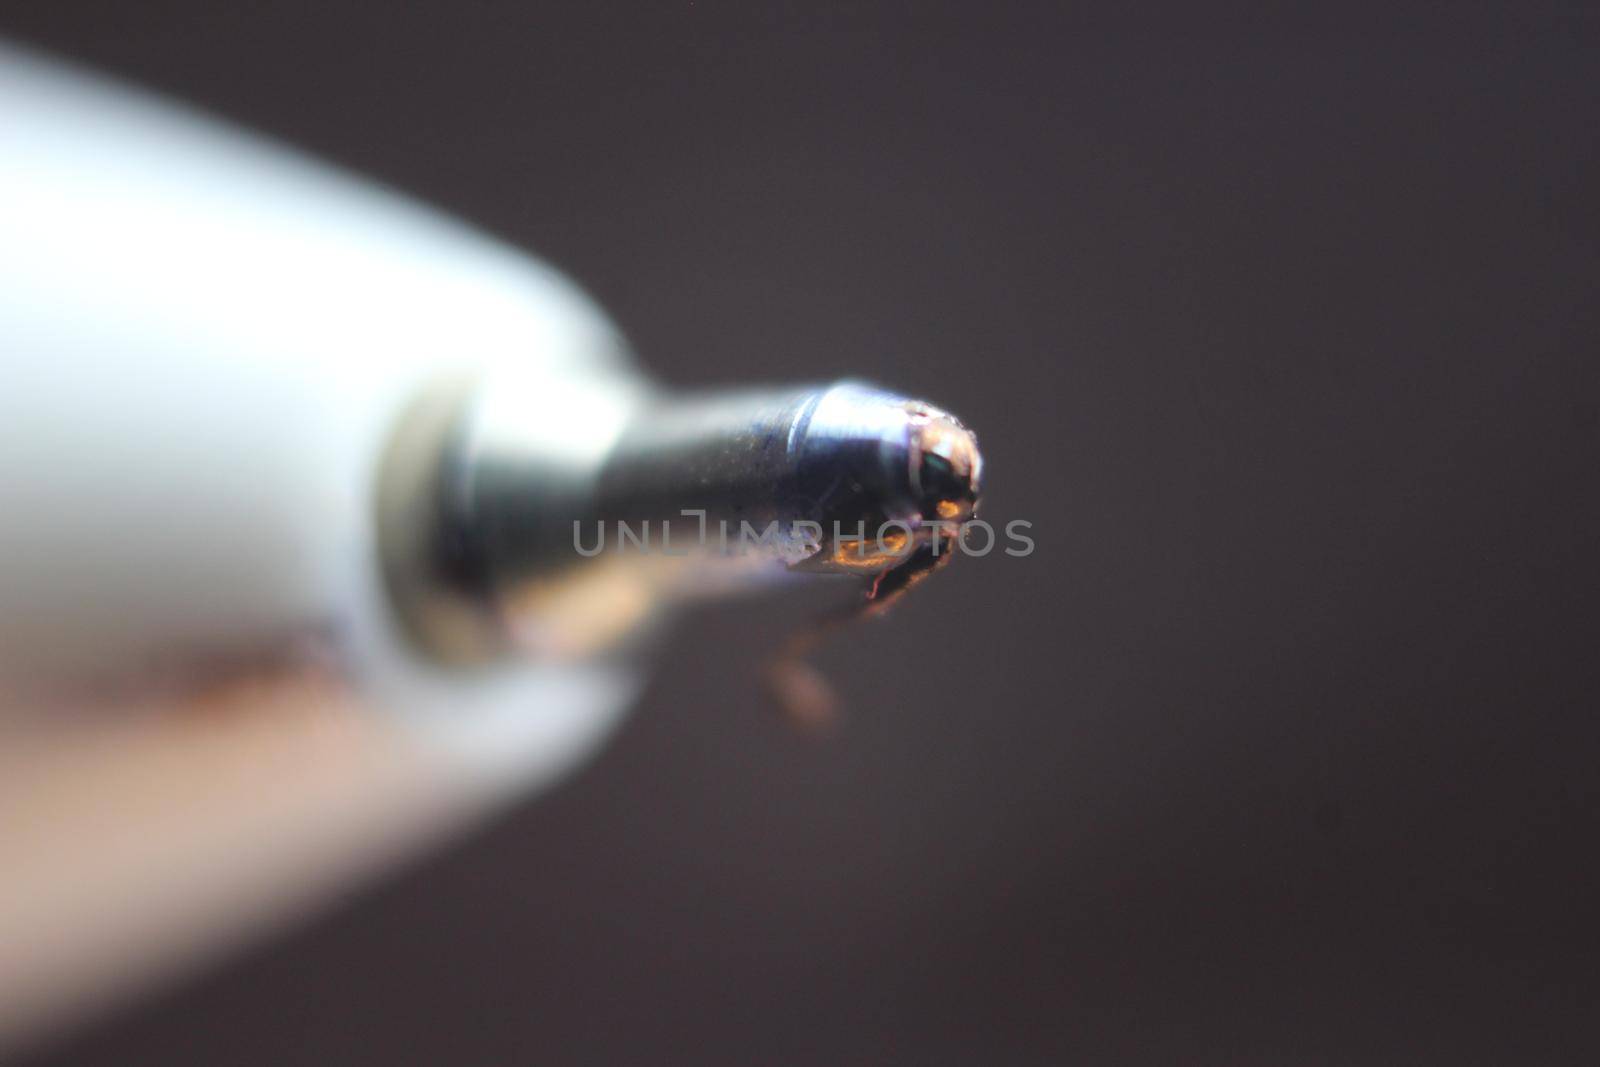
<box><xmin>0</xmin><ymin>41</ymin><xmax>982</xmax><ymax>1044</ymax></box>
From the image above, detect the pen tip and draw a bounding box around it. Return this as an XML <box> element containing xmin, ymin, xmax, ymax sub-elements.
<box><xmin>905</xmin><ymin>401</ymin><xmax>983</xmax><ymax>524</ymax></box>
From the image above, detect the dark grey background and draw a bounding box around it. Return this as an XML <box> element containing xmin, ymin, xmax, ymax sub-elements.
<box><xmin>8</xmin><ymin>5</ymin><xmax>1600</xmax><ymax>1064</ymax></box>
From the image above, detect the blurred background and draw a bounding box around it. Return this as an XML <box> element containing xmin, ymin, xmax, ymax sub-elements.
<box><xmin>6</xmin><ymin>4</ymin><xmax>1598</xmax><ymax>1063</ymax></box>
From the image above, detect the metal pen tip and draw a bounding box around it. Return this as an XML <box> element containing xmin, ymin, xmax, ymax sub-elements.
<box><xmin>784</xmin><ymin>383</ymin><xmax>981</xmax><ymax>589</ymax></box>
<box><xmin>380</xmin><ymin>376</ymin><xmax>983</xmax><ymax>664</ymax></box>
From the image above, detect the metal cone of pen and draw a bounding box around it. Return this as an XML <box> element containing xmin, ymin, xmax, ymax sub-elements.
<box><xmin>380</xmin><ymin>379</ymin><xmax>983</xmax><ymax>664</ymax></box>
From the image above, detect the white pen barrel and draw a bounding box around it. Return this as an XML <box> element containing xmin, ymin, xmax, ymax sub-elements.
<box><xmin>0</xmin><ymin>42</ymin><xmax>641</xmax><ymax>1046</ymax></box>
